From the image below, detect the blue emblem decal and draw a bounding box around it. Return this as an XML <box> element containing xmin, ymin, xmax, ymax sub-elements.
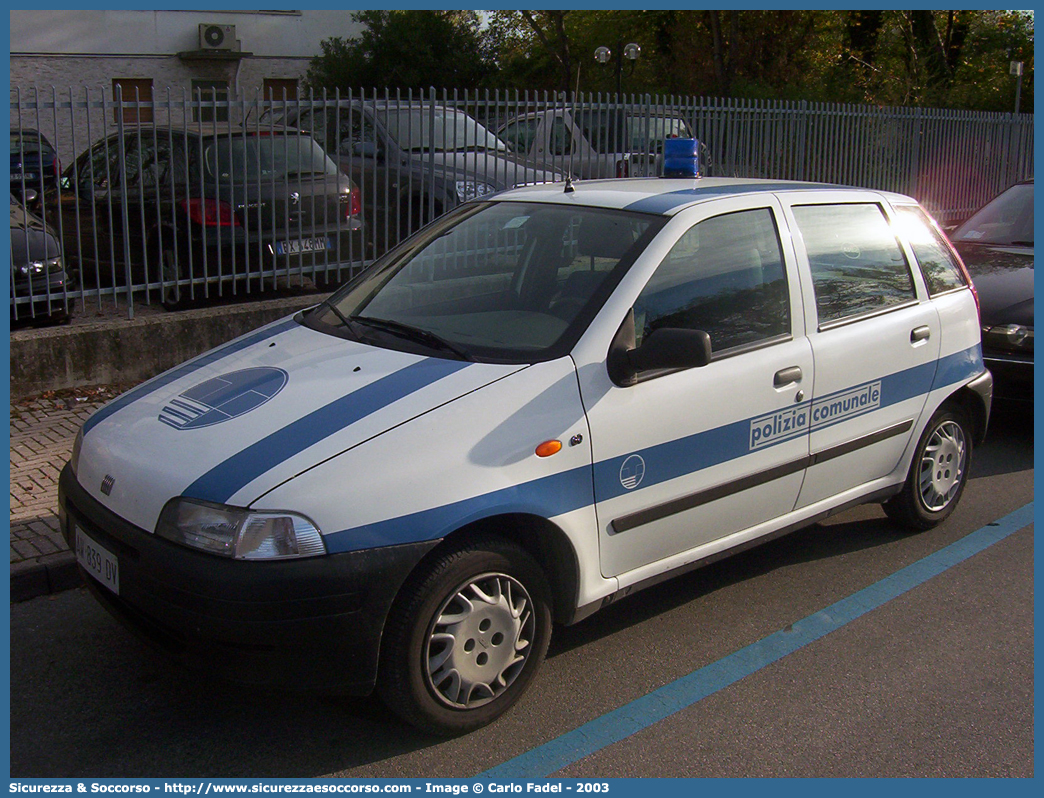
<box><xmin>159</xmin><ymin>367</ymin><xmax>288</xmax><ymax>430</ymax></box>
<box><xmin>620</xmin><ymin>454</ymin><xmax>646</xmax><ymax>490</ymax></box>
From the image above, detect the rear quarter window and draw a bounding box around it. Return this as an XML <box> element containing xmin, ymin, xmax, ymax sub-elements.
<box><xmin>893</xmin><ymin>205</ymin><xmax>968</xmax><ymax>295</ymax></box>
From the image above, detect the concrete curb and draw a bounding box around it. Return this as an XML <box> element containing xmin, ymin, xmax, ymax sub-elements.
<box><xmin>11</xmin><ymin>550</ymin><xmax>83</xmax><ymax>602</ymax></box>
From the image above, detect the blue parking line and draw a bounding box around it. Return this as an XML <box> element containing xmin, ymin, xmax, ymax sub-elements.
<box><xmin>480</xmin><ymin>503</ymin><xmax>1034</xmax><ymax>779</ymax></box>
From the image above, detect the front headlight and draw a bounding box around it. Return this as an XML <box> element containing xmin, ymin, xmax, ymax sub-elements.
<box><xmin>18</xmin><ymin>257</ymin><xmax>63</xmax><ymax>276</ymax></box>
<box><xmin>455</xmin><ymin>180</ymin><xmax>497</xmax><ymax>203</ymax></box>
<box><xmin>982</xmin><ymin>323</ymin><xmax>1034</xmax><ymax>352</ymax></box>
<box><xmin>156</xmin><ymin>498</ymin><xmax>326</xmax><ymax>560</ymax></box>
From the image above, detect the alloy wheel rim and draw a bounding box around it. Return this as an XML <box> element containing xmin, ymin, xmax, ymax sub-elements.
<box><xmin>424</xmin><ymin>572</ymin><xmax>534</xmax><ymax>710</ymax></box>
<box><xmin>918</xmin><ymin>420</ymin><xmax>967</xmax><ymax>512</ymax></box>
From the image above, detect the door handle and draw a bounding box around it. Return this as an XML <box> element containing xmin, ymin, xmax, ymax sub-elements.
<box><xmin>911</xmin><ymin>326</ymin><xmax>931</xmax><ymax>344</ymax></box>
<box><xmin>774</xmin><ymin>366</ymin><xmax>803</xmax><ymax>387</ymax></box>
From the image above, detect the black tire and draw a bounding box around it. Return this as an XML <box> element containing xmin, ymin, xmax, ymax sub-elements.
<box><xmin>153</xmin><ymin>233</ymin><xmax>189</xmax><ymax>311</ymax></box>
<box><xmin>884</xmin><ymin>404</ymin><xmax>972</xmax><ymax>531</ymax></box>
<box><xmin>378</xmin><ymin>537</ymin><xmax>553</xmax><ymax>736</ymax></box>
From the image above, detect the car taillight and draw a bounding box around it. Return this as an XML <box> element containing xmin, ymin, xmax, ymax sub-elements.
<box><xmin>181</xmin><ymin>198</ymin><xmax>241</xmax><ymax>227</ymax></box>
<box><xmin>347</xmin><ymin>186</ymin><xmax>362</xmax><ymax>217</ymax></box>
<box><xmin>616</xmin><ymin>158</ymin><xmax>630</xmax><ymax>178</ymax></box>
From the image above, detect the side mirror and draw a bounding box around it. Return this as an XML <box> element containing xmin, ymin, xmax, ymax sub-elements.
<box><xmin>608</xmin><ymin>318</ymin><xmax>712</xmax><ymax>386</ymax></box>
<box><xmin>631</xmin><ymin>327</ymin><xmax>712</xmax><ymax>372</ymax></box>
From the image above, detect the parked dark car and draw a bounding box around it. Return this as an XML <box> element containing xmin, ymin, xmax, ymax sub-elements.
<box><xmin>264</xmin><ymin>101</ymin><xmax>562</xmax><ymax>253</ymax></box>
<box><xmin>10</xmin><ymin>190</ymin><xmax>74</xmax><ymax>324</ymax></box>
<box><xmin>950</xmin><ymin>179</ymin><xmax>1034</xmax><ymax>399</ymax></box>
<box><xmin>59</xmin><ymin>125</ymin><xmax>365</xmax><ymax>308</ymax></box>
<box><xmin>11</xmin><ymin>128</ymin><xmax>61</xmax><ymax>204</ymax></box>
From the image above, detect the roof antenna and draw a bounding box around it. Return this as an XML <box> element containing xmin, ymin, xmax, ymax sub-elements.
<box><xmin>564</xmin><ymin>176</ymin><xmax>574</xmax><ymax>194</ymax></box>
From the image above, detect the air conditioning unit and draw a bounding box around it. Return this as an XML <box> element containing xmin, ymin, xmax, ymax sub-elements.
<box><xmin>199</xmin><ymin>23</ymin><xmax>238</xmax><ymax>51</ymax></box>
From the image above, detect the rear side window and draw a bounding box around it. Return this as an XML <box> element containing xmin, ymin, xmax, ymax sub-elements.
<box><xmin>793</xmin><ymin>203</ymin><xmax>915</xmax><ymax>325</ymax></box>
<box><xmin>634</xmin><ymin>208</ymin><xmax>790</xmax><ymax>354</ymax></box>
<box><xmin>893</xmin><ymin>205</ymin><xmax>968</xmax><ymax>295</ymax></box>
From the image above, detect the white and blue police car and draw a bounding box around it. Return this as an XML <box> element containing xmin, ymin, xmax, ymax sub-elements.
<box><xmin>60</xmin><ymin>142</ymin><xmax>992</xmax><ymax>735</ymax></box>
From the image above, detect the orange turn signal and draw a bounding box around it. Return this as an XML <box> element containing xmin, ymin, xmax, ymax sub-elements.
<box><xmin>535</xmin><ymin>440</ymin><xmax>563</xmax><ymax>458</ymax></box>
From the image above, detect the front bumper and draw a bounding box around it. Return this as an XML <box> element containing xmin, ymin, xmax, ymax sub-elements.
<box><xmin>58</xmin><ymin>464</ymin><xmax>438</xmax><ymax>694</ymax></box>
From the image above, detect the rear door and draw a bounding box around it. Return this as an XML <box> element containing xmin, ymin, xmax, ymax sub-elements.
<box><xmin>780</xmin><ymin>193</ymin><xmax>940</xmax><ymax>509</ymax></box>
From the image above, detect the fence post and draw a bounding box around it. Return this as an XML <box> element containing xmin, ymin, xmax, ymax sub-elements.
<box><xmin>114</xmin><ymin>84</ymin><xmax>135</xmax><ymax>319</ymax></box>
<box><xmin>909</xmin><ymin>106</ymin><xmax>923</xmax><ymax>200</ymax></box>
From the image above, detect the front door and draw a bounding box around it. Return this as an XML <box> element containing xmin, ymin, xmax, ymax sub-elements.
<box><xmin>578</xmin><ymin>199</ymin><xmax>814</xmax><ymax>579</ymax></box>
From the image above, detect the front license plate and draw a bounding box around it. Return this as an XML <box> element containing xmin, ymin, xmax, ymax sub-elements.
<box><xmin>75</xmin><ymin>527</ymin><xmax>119</xmax><ymax>595</ymax></box>
<box><xmin>274</xmin><ymin>236</ymin><xmax>331</xmax><ymax>256</ymax></box>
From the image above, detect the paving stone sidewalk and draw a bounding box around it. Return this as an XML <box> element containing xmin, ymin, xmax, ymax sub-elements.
<box><xmin>10</xmin><ymin>385</ymin><xmax>131</xmax><ymax>600</ymax></box>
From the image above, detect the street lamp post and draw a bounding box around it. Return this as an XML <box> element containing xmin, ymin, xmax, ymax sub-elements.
<box><xmin>594</xmin><ymin>42</ymin><xmax>641</xmax><ymax>98</ymax></box>
<box><xmin>1010</xmin><ymin>61</ymin><xmax>1024</xmax><ymax>114</ymax></box>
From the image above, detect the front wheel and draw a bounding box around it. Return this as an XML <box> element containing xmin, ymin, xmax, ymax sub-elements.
<box><xmin>378</xmin><ymin>538</ymin><xmax>552</xmax><ymax>736</ymax></box>
<box><xmin>884</xmin><ymin>404</ymin><xmax>972</xmax><ymax>530</ymax></box>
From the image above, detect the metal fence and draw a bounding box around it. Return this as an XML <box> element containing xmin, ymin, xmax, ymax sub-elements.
<box><xmin>9</xmin><ymin>87</ymin><xmax>1034</xmax><ymax>321</ymax></box>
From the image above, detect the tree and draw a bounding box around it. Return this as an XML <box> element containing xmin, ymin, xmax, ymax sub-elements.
<box><xmin>305</xmin><ymin>10</ymin><xmax>494</xmax><ymax>93</ymax></box>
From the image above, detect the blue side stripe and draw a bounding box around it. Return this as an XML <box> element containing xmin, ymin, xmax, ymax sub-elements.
<box><xmin>480</xmin><ymin>502</ymin><xmax>1034</xmax><ymax>779</ymax></box>
<box><xmin>624</xmin><ymin>182</ymin><xmax>839</xmax><ymax>215</ymax></box>
<box><xmin>81</xmin><ymin>318</ymin><xmax>299</xmax><ymax>436</ymax></box>
<box><xmin>324</xmin><ymin>346</ymin><xmax>985</xmax><ymax>552</ymax></box>
<box><xmin>324</xmin><ymin>466</ymin><xmax>593</xmax><ymax>553</ymax></box>
<box><xmin>183</xmin><ymin>357</ymin><xmax>471</xmax><ymax>504</ymax></box>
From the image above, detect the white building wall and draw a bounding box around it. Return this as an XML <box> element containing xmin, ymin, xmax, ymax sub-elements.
<box><xmin>10</xmin><ymin>10</ymin><xmax>365</xmax><ymax>163</ymax></box>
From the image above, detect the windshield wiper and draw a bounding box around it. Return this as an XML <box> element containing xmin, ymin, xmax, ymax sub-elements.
<box><xmin>317</xmin><ymin>298</ymin><xmax>361</xmax><ymax>340</ymax></box>
<box><xmin>352</xmin><ymin>316</ymin><xmax>473</xmax><ymax>361</ymax></box>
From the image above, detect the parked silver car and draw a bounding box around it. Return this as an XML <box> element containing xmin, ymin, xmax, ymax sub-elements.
<box><xmin>497</xmin><ymin>107</ymin><xmax>694</xmax><ymax>179</ymax></box>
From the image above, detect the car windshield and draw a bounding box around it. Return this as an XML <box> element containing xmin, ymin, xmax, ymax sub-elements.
<box><xmin>952</xmin><ymin>183</ymin><xmax>1034</xmax><ymax>247</ymax></box>
<box><xmin>577</xmin><ymin>111</ymin><xmax>693</xmax><ymax>153</ymax></box>
<box><xmin>307</xmin><ymin>201</ymin><xmax>661</xmax><ymax>362</ymax></box>
<box><xmin>377</xmin><ymin>109</ymin><xmax>508</xmax><ymax>153</ymax></box>
<box><xmin>203</xmin><ymin>134</ymin><xmax>339</xmax><ymax>183</ymax></box>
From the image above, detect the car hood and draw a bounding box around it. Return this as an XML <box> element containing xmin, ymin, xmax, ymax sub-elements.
<box><xmin>955</xmin><ymin>242</ymin><xmax>1034</xmax><ymax>327</ymax></box>
<box><xmin>74</xmin><ymin>316</ymin><xmax>523</xmax><ymax>533</ymax></box>
<box><xmin>413</xmin><ymin>150</ymin><xmax>561</xmax><ymax>189</ymax></box>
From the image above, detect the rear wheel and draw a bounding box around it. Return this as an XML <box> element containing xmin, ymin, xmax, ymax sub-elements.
<box><xmin>378</xmin><ymin>538</ymin><xmax>552</xmax><ymax>736</ymax></box>
<box><xmin>884</xmin><ymin>404</ymin><xmax>972</xmax><ymax>530</ymax></box>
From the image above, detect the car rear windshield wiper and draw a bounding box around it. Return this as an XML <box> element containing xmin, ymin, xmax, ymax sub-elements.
<box><xmin>351</xmin><ymin>315</ymin><xmax>473</xmax><ymax>361</ymax></box>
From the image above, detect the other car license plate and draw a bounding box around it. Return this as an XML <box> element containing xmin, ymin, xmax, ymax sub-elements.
<box><xmin>274</xmin><ymin>236</ymin><xmax>332</xmax><ymax>256</ymax></box>
<box><xmin>75</xmin><ymin>526</ymin><xmax>119</xmax><ymax>595</ymax></box>
<box><xmin>11</xmin><ymin>173</ymin><xmax>36</xmax><ymax>182</ymax></box>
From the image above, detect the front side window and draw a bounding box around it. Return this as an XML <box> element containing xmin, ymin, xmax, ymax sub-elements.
<box><xmin>499</xmin><ymin>118</ymin><xmax>539</xmax><ymax>153</ymax></box>
<box><xmin>634</xmin><ymin>208</ymin><xmax>790</xmax><ymax>354</ymax></box>
<box><xmin>893</xmin><ymin>205</ymin><xmax>968</xmax><ymax>295</ymax></box>
<box><xmin>308</xmin><ymin>201</ymin><xmax>661</xmax><ymax>362</ymax></box>
<box><xmin>793</xmin><ymin>203</ymin><xmax>915</xmax><ymax>326</ymax></box>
